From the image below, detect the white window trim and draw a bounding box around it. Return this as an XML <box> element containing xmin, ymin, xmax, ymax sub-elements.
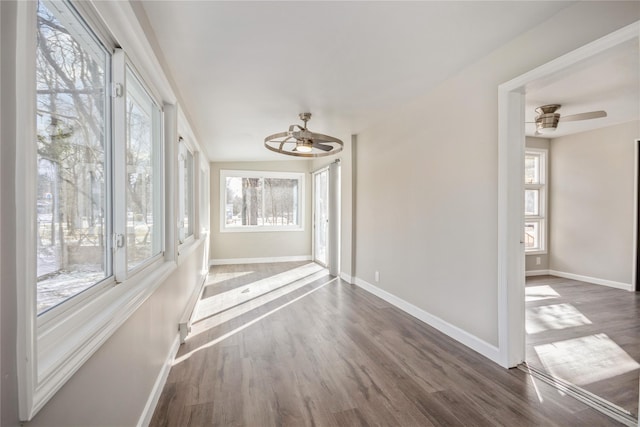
<box><xmin>220</xmin><ymin>169</ymin><xmax>305</xmax><ymax>233</ymax></box>
<box><xmin>200</xmin><ymin>159</ymin><xmax>210</xmax><ymax>236</ymax></box>
<box><xmin>178</xmin><ymin>136</ymin><xmax>196</xmax><ymax>246</ymax></box>
<box><xmin>525</xmin><ymin>148</ymin><xmax>547</xmax><ymax>254</ymax></box>
<box><xmin>16</xmin><ymin>2</ymin><xmax>178</xmax><ymax>420</ymax></box>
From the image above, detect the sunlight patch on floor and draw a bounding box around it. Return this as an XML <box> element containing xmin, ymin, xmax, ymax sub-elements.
<box><xmin>173</xmin><ymin>277</ymin><xmax>336</xmax><ymax>366</ymax></box>
<box><xmin>207</xmin><ymin>270</ymin><xmax>254</xmax><ymax>285</ymax></box>
<box><xmin>191</xmin><ymin>268</ymin><xmax>329</xmax><ymax>336</ymax></box>
<box><xmin>526</xmin><ymin>303</ymin><xmax>591</xmax><ymax>334</ymax></box>
<box><xmin>194</xmin><ymin>262</ymin><xmax>324</xmax><ymax>322</ymax></box>
<box><xmin>534</xmin><ymin>333</ymin><xmax>640</xmax><ymax>386</ymax></box>
<box><xmin>525</xmin><ymin>285</ymin><xmax>560</xmax><ymax>302</ymax></box>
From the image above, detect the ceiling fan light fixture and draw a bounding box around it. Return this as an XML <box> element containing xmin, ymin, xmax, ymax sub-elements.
<box><xmin>295</xmin><ymin>142</ymin><xmax>313</xmax><ymax>153</ymax></box>
<box><xmin>264</xmin><ymin>113</ymin><xmax>343</xmax><ymax>158</ymax></box>
<box><xmin>536</xmin><ymin>125</ymin><xmax>556</xmax><ymax>135</ymax></box>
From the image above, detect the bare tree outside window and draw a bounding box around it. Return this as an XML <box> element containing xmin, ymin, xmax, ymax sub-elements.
<box><xmin>125</xmin><ymin>67</ymin><xmax>162</xmax><ymax>270</ymax></box>
<box><xmin>36</xmin><ymin>0</ymin><xmax>109</xmax><ymax>314</ymax></box>
<box><xmin>223</xmin><ymin>172</ymin><xmax>301</xmax><ymax>229</ymax></box>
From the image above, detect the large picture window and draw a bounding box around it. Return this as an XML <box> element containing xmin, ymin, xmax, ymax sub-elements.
<box><xmin>221</xmin><ymin>170</ymin><xmax>304</xmax><ymax>232</ymax></box>
<box><xmin>524</xmin><ymin>149</ymin><xmax>547</xmax><ymax>253</ymax></box>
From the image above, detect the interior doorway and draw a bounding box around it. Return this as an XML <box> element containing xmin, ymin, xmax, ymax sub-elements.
<box><xmin>313</xmin><ymin>168</ymin><xmax>329</xmax><ymax>267</ymax></box>
<box><xmin>498</xmin><ymin>21</ymin><xmax>640</xmax><ymax>426</ymax></box>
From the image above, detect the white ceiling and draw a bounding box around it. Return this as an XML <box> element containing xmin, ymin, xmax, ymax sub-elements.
<box><xmin>140</xmin><ymin>1</ymin><xmax>581</xmax><ymax>161</ymax></box>
<box><xmin>525</xmin><ymin>38</ymin><xmax>639</xmax><ymax>139</ymax></box>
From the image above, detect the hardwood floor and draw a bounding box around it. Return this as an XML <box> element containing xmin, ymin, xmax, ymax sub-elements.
<box><xmin>526</xmin><ymin>275</ymin><xmax>640</xmax><ymax>417</ymax></box>
<box><xmin>150</xmin><ymin>263</ymin><xmax>623</xmax><ymax>426</ymax></box>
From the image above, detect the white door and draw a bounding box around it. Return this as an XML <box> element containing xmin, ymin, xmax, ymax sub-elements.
<box><xmin>313</xmin><ymin>169</ymin><xmax>329</xmax><ymax>266</ymax></box>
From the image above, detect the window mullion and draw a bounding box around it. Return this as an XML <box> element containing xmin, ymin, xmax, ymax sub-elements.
<box><xmin>194</xmin><ymin>152</ymin><xmax>201</xmax><ymax>239</ymax></box>
<box><xmin>112</xmin><ymin>48</ymin><xmax>127</xmax><ymax>283</ymax></box>
<box><xmin>178</xmin><ymin>143</ymin><xmax>185</xmax><ymax>243</ymax></box>
<box><xmin>260</xmin><ymin>177</ymin><xmax>266</xmax><ymax>226</ymax></box>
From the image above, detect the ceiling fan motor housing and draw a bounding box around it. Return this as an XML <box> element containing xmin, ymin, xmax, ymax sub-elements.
<box><xmin>535</xmin><ymin>113</ymin><xmax>560</xmax><ymax>131</ymax></box>
<box><xmin>535</xmin><ymin>104</ymin><xmax>561</xmax><ymax>133</ymax></box>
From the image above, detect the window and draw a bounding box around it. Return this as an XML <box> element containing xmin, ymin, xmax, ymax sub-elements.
<box><xmin>524</xmin><ymin>149</ymin><xmax>547</xmax><ymax>253</ymax></box>
<box><xmin>123</xmin><ymin>66</ymin><xmax>163</xmax><ymax>270</ymax></box>
<box><xmin>221</xmin><ymin>170</ymin><xmax>304</xmax><ymax>232</ymax></box>
<box><xmin>19</xmin><ymin>1</ymin><xmax>173</xmax><ymax>420</ymax></box>
<box><xmin>178</xmin><ymin>137</ymin><xmax>194</xmax><ymax>243</ymax></box>
<box><xmin>200</xmin><ymin>167</ymin><xmax>209</xmax><ymax>234</ymax></box>
<box><xmin>36</xmin><ymin>0</ymin><xmax>111</xmax><ymax>314</ymax></box>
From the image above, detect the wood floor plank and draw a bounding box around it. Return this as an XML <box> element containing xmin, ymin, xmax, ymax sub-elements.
<box><xmin>526</xmin><ymin>275</ymin><xmax>640</xmax><ymax>416</ymax></box>
<box><xmin>150</xmin><ymin>264</ymin><xmax>626</xmax><ymax>426</ymax></box>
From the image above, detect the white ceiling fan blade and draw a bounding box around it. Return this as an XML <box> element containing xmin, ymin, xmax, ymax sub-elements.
<box><xmin>562</xmin><ymin>110</ymin><xmax>607</xmax><ymax>122</ymax></box>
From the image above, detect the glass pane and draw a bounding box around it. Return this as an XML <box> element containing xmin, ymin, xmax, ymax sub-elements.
<box><xmin>524</xmin><ymin>221</ymin><xmax>540</xmax><ymax>250</ymax></box>
<box><xmin>200</xmin><ymin>169</ymin><xmax>207</xmax><ymax>232</ymax></box>
<box><xmin>263</xmin><ymin>178</ymin><xmax>299</xmax><ymax>226</ymax></box>
<box><xmin>36</xmin><ymin>0</ymin><xmax>109</xmax><ymax>314</ymax></box>
<box><xmin>125</xmin><ymin>67</ymin><xmax>162</xmax><ymax>270</ymax></box>
<box><xmin>224</xmin><ymin>177</ymin><xmax>263</xmax><ymax>226</ymax></box>
<box><xmin>225</xmin><ymin>176</ymin><xmax>242</xmax><ymax>226</ymax></box>
<box><xmin>314</xmin><ymin>171</ymin><xmax>329</xmax><ymax>265</ymax></box>
<box><xmin>525</xmin><ymin>154</ymin><xmax>540</xmax><ymax>184</ymax></box>
<box><xmin>184</xmin><ymin>149</ymin><xmax>194</xmax><ymax>237</ymax></box>
<box><xmin>524</xmin><ymin>189</ymin><xmax>539</xmax><ymax>216</ymax></box>
<box><xmin>243</xmin><ymin>178</ymin><xmax>262</xmax><ymax>225</ymax></box>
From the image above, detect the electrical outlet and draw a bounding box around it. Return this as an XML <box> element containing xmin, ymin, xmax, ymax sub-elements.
<box><xmin>536</xmin><ymin>257</ymin><xmax>541</xmax><ymax>265</ymax></box>
<box><xmin>374</xmin><ymin>271</ymin><xmax>380</xmax><ymax>282</ymax></box>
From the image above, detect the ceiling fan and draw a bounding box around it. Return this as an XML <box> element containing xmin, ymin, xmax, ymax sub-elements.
<box><xmin>264</xmin><ymin>113</ymin><xmax>343</xmax><ymax>158</ymax></box>
<box><xmin>528</xmin><ymin>104</ymin><xmax>607</xmax><ymax>135</ymax></box>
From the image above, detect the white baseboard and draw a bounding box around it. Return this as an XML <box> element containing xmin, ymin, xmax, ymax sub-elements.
<box><xmin>548</xmin><ymin>270</ymin><xmax>633</xmax><ymax>292</ymax></box>
<box><xmin>209</xmin><ymin>255</ymin><xmax>312</xmax><ymax>266</ymax></box>
<box><xmin>137</xmin><ymin>334</ymin><xmax>180</xmax><ymax>427</ymax></box>
<box><xmin>339</xmin><ymin>272</ymin><xmax>354</xmax><ymax>284</ymax></box>
<box><xmin>353</xmin><ymin>277</ymin><xmax>501</xmax><ymax>364</ymax></box>
<box><xmin>525</xmin><ymin>269</ymin><xmax>550</xmax><ymax>277</ymax></box>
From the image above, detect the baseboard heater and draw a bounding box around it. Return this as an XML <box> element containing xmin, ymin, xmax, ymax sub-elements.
<box><xmin>178</xmin><ymin>272</ymin><xmax>208</xmax><ymax>343</ymax></box>
<box><xmin>518</xmin><ymin>363</ymin><xmax>636</xmax><ymax>427</ymax></box>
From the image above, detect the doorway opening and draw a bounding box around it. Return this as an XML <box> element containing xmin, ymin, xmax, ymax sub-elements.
<box><xmin>312</xmin><ymin>160</ymin><xmax>341</xmax><ymax>275</ymax></box>
<box><xmin>498</xmin><ymin>21</ymin><xmax>640</xmax><ymax>426</ymax></box>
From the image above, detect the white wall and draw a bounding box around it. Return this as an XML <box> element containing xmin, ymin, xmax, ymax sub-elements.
<box><xmin>210</xmin><ymin>160</ymin><xmax>313</xmax><ymax>262</ymax></box>
<box><xmin>525</xmin><ymin>137</ymin><xmax>551</xmax><ymax>272</ymax></box>
<box><xmin>354</xmin><ymin>3</ymin><xmax>640</xmax><ymax>348</ymax></box>
<box><xmin>549</xmin><ymin>121</ymin><xmax>639</xmax><ymax>285</ymax></box>
<box><xmin>24</xmin><ymin>243</ymin><xmax>207</xmax><ymax>426</ymax></box>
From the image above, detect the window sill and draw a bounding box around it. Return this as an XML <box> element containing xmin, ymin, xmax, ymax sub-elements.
<box><xmin>525</xmin><ymin>250</ymin><xmax>547</xmax><ymax>255</ymax></box>
<box><xmin>30</xmin><ymin>259</ymin><xmax>177</xmax><ymax>419</ymax></box>
<box><xmin>178</xmin><ymin>236</ymin><xmax>203</xmax><ymax>264</ymax></box>
<box><xmin>220</xmin><ymin>226</ymin><xmax>304</xmax><ymax>233</ymax></box>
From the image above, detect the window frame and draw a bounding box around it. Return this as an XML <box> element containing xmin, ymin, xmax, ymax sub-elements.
<box><xmin>220</xmin><ymin>169</ymin><xmax>305</xmax><ymax>233</ymax></box>
<box><xmin>17</xmin><ymin>1</ymin><xmax>177</xmax><ymax>421</ymax></box>
<box><xmin>114</xmin><ymin>55</ymin><xmax>165</xmax><ymax>279</ymax></box>
<box><xmin>524</xmin><ymin>148</ymin><xmax>547</xmax><ymax>254</ymax></box>
<box><xmin>178</xmin><ymin>136</ymin><xmax>196</xmax><ymax>245</ymax></box>
<box><xmin>34</xmin><ymin>0</ymin><xmax>115</xmax><ymax>321</ymax></box>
